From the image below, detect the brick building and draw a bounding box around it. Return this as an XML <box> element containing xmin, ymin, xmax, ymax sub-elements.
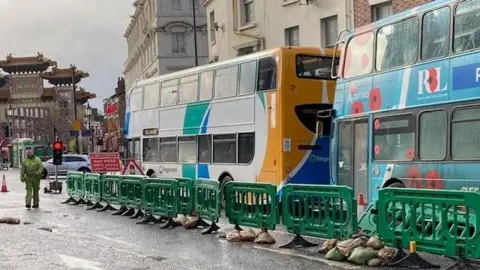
<box><xmin>354</xmin><ymin>0</ymin><xmax>429</xmax><ymax>27</ymax></box>
<box><xmin>103</xmin><ymin>77</ymin><xmax>126</xmax><ymax>154</ymax></box>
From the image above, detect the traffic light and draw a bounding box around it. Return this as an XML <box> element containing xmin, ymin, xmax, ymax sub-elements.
<box><xmin>53</xmin><ymin>140</ymin><xmax>63</xmax><ymax>165</ymax></box>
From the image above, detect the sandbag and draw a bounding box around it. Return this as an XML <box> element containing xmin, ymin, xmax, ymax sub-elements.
<box><xmin>173</xmin><ymin>214</ymin><xmax>187</xmax><ymax>226</ymax></box>
<box><xmin>366</xmin><ymin>236</ymin><xmax>384</xmax><ymax>250</ymax></box>
<box><xmin>254</xmin><ymin>232</ymin><xmax>276</xmax><ymax>244</ymax></box>
<box><xmin>239</xmin><ymin>228</ymin><xmax>255</xmax><ymax>242</ymax></box>
<box><xmin>325</xmin><ymin>247</ymin><xmax>345</xmax><ymax>261</ymax></box>
<box><xmin>226</xmin><ymin>230</ymin><xmax>242</xmax><ymax>242</ymax></box>
<box><xmin>345</xmin><ymin>237</ymin><xmax>367</xmax><ymax>257</ymax></box>
<box><xmin>319</xmin><ymin>238</ymin><xmax>338</xmax><ymax>254</ymax></box>
<box><xmin>337</xmin><ymin>239</ymin><xmax>353</xmax><ymax>257</ymax></box>
<box><xmin>347</xmin><ymin>247</ymin><xmax>378</xmax><ymax>265</ymax></box>
<box><xmin>378</xmin><ymin>247</ymin><xmax>396</xmax><ymax>262</ymax></box>
<box><xmin>0</xmin><ymin>217</ymin><xmax>20</xmax><ymax>224</ymax></box>
<box><xmin>184</xmin><ymin>216</ymin><xmax>199</xmax><ymax>229</ymax></box>
<box><xmin>367</xmin><ymin>257</ymin><xmax>384</xmax><ymax>266</ymax></box>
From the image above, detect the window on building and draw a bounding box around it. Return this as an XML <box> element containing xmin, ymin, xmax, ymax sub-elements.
<box><xmin>179</xmin><ymin>75</ymin><xmax>199</xmax><ymax>104</ymax></box>
<box><xmin>159</xmin><ymin>137</ymin><xmax>177</xmax><ymax>162</ymax></box>
<box><xmin>419</xmin><ymin>110</ymin><xmax>447</xmax><ymax>160</ymax></box>
<box><xmin>376</xmin><ymin>17</ymin><xmax>419</xmax><ymax>71</ymax></box>
<box><xmin>172</xmin><ymin>0</ymin><xmax>181</xmax><ymax>10</ymax></box>
<box><xmin>214</xmin><ymin>65</ymin><xmax>238</xmax><ymax>98</ymax></box>
<box><xmin>142</xmin><ymin>137</ymin><xmax>158</xmax><ymax>162</ymax></box>
<box><xmin>143</xmin><ymin>83</ymin><xmax>160</xmax><ymax>109</ymax></box>
<box><xmin>178</xmin><ymin>136</ymin><xmax>196</xmax><ymax>163</ymax></box>
<box><xmin>199</xmin><ymin>71</ymin><xmax>213</xmax><ymax>101</ymax></box>
<box><xmin>238</xmin><ymin>132</ymin><xmax>255</xmax><ymax>164</ymax></box>
<box><xmin>451</xmin><ymin>106</ymin><xmax>480</xmax><ymax>159</ymax></box>
<box><xmin>372</xmin><ymin>2</ymin><xmax>393</xmax><ymax>22</ymax></box>
<box><xmin>172</xmin><ymin>32</ymin><xmax>186</xmax><ymax>54</ymax></box>
<box><xmin>422</xmin><ymin>7</ymin><xmax>450</xmax><ymax>60</ymax></box>
<box><xmin>239</xmin><ymin>61</ymin><xmax>256</xmax><ymax>95</ymax></box>
<box><xmin>209</xmin><ymin>11</ymin><xmax>216</xmax><ymax>43</ymax></box>
<box><xmin>454</xmin><ymin>0</ymin><xmax>480</xmax><ymax>52</ymax></box>
<box><xmin>373</xmin><ymin>114</ymin><xmax>416</xmax><ymax>161</ymax></box>
<box><xmin>322</xmin><ymin>16</ymin><xmax>338</xmax><ymax>48</ymax></box>
<box><xmin>160</xmin><ymin>79</ymin><xmax>178</xmax><ymax>107</ymax></box>
<box><xmin>213</xmin><ymin>134</ymin><xmax>236</xmax><ymax>164</ymax></box>
<box><xmin>257</xmin><ymin>57</ymin><xmax>277</xmax><ymax>91</ymax></box>
<box><xmin>243</xmin><ymin>0</ymin><xmax>254</xmax><ymax>24</ymax></box>
<box><xmin>198</xmin><ymin>134</ymin><xmax>212</xmax><ymax>163</ymax></box>
<box><xmin>237</xmin><ymin>46</ymin><xmax>255</xmax><ymax>56</ymax></box>
<box><xmin>285</xmin><ymin>26</ymin><xmax>300</xmax><ymax>46</ymax></box>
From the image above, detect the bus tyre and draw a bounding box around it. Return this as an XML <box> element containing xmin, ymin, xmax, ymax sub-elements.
<box><xmin>387</xmin><ymin>182</ymin><xmax>404</xmax><ymax>188</ymax></box>
<box><xmin>220</xmin><ymin>176</ymin><xmax>233</xmax><ymax>209</ymax></box>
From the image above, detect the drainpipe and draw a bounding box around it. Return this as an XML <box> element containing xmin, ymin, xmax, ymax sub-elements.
<box><xmin>232</xmin><ymin>0</ymin><xmax>265</xmax><ymax>50</ymax></box>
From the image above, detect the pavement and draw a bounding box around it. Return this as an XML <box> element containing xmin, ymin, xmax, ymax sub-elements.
<box><xmin>0</xmin><ymin>169</ymin><xmax>457</xmax><ymax>270</ymax></box>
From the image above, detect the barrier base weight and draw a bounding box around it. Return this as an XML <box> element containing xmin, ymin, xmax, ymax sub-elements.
<box><xmin>112</xmin><ymin>206</ymin><xmax>127</xmax><ymax>215</ymax></box>
<box><xmin>386</xmin><ymin>251</ymin><xmax>439</xmax><ymax>269</ymax></box>
<box><xmin>86</xmin><ymin>202</ymin><xmax>103</xmax><ymax>210</ymax></box>
<box><xmin>121</xmin><ymin>208</ymin><xmax>135</xmax><ymax>217</ymax></box>
<box><xmin>136</xmin><ymin>214</ymin><xmax>162</xmax><ymax>225</ymax></box>
<box><xmin>97</xmin><ymin>203</ymin><xmax>117</xmax><ymax>212</ymax></box>
<box><xmin>73</xmin><ymin>198</ymin><xmax>87</xmax><ymax>205</ymax></box>
<box><xmin>160</xmin><ymin>217</ymin><xmax>176</xmax><ymax>229</ymax></box>
<box><xmin>201</xmin><ymin>222</ymin><xmax>220</xmax><ymax>235</ymax></box>
<box><xmin>279</xmin><ymin>234</ymin><xmax>317</xmax><ymax>249</ymax></box>
<box><xmin>85</xmin><ymin>200</ymin><xmax>94</xmax><ymax>207</ymax></box>
<box><xmin>129</xmin><ymin>209</ymin><xmax>144</xmax><ymax>219</ymax></box>
<box><xmin>61</xmin><ymin>197</ymin><xmax>77</xmax><ymax>204</ymax></box>
<box><xmin>444</xmin><ymin>258</ymin><xmax>480</xmax><ymax>270</ymax></box>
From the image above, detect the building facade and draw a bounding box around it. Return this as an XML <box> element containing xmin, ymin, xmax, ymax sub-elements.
<box><xmin>0</xmin><ymin>53</ymin><xmax>95</xmax><ymax>144</ymax></box>
<box><xmin>202</xmin><ymin>0</ymin><xmax>354</xmax><ymax>62</ymax></box>
<box><xmin>123</xmin><ymin>0</ymin><xmax>209</xmax><ymax>90</ymax></box>
<box><xmin>103</xmin><ymin>78</ymin><xmax>126</xmax><ymax>154</ymax></box>
<box><xmin>354</xmin><ymin>0</ymin><xmax>429</xmax><ymax>27</ymax></box>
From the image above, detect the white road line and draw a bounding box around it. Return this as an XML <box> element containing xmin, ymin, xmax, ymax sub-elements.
<box><xmin>253</xmin><ymin>246</ymin><xmax>360</xmax><ymax>270</ymax></box>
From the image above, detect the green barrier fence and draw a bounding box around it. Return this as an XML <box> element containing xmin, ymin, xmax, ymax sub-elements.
<box><xmin>176</xmin><ymin>178</ymin><xmax>195</xmax><ymax>216</ymax></box>
<box><xmin>62</xmin><ymin>171</ymin><xmax>86</xmax><ymax>205</ymax></box>
<box><xmin>280</xmin><ymin>184</ymin><xmax>357</xmax><ymax>248</ymax></box>
<box><xmin>85</xmin><ymin>173</ymin><xmax>104</xmax><ymax>210</ymax></box>
<box><xmin>97</xmin><ymin>174</ymin><xmax>121</xmax><ymax>212</ymax></box>
<box><xmin>225</xmin><ymin>182</ymin><xmax>279</xmax><ymax>232</ymax></box>
<box><xmin>116</xmin><ymin>175</ymin><xmax>147</xmax><ymax>218</ymax></box>
<box><xmin>377</xmin><ymin>188</ymin><xmax>480</xmax><ymax>268</ymax></box>
<box><xmin>146</xmin><ymin>178</ymin><xmax>179</xmax><ymax>229</ymax></box>
<box><xmin>137</xmin><ymin>178</ymin><xmax>164</xmax><ymax>225</ymax></box>
<box><xmin>195</xmin><ymin>179</ymin><xmax>221</xmax><ymax>234</ymax></box>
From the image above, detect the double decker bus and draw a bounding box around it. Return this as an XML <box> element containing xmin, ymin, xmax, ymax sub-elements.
<box><xmin>331</xmin><ymin>0</ymin><xmax>480</xmax><ymax>204</ymax></box>
<box><xmin>124</xmin><ymin>47</ymin><xmax>339</xmax><ymax>196</ymax></box>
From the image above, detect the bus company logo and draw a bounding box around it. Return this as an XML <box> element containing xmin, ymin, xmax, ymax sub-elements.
<box><xmin>158</xmin><ymin>165</ymin><xmax>177</xmax><ymax>174</ymax></box>
<box><xmin>417</xmin><ymin>67</ymin><xmax>448</xmax><ymax>100</ymax></box>
<box><xmin>347</xmin><ymin>91</ymin><xmax>369</xmax><ymax>104</ymax></box>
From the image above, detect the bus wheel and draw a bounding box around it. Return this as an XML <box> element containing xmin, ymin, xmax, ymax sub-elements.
<box><xmin>220</xmin><ymin>175</ymin><xmax>233</xmax><ymax>209</ymax></box>
<box><xmin>146</xmin><ymin>170</ymin><xmax>156</xmax><ymax>178</ymax></box>
<box><xmin>387</xmin><ymin>181</ymin><xmax>405</xmax><ymax>188</ymax></box>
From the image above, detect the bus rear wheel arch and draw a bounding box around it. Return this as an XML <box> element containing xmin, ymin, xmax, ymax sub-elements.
<box><xmin>219</xmin><ymin>173</ymin><xmax>233</xmax><ymax>209</ymax></box>
<box><xmin>383</xmin><ymin>178</ymin><xmax>405</xmax><ymax>188</ymax></box>
<box><xmin>146</xmin><ymin>169</ymin><xmax>156</xmax><ymax>178</ymax></box>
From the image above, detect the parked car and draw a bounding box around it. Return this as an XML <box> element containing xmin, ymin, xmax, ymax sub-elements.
<box><xmin>42</xmin><ymin>154</ymin><xmax>91</xmax><ymax>179</ymax></box>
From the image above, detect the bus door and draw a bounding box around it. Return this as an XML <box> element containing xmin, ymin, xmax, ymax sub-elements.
<box><xmin>337</xmin><ymin>118</ymin><xmax>369</xmax><ymax>203</ymax></box>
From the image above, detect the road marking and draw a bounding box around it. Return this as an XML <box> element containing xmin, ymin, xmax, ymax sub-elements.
<box><xmin>94</xmin><ymin>234</ymin><xmax>138</xmax><ymax>248</ymax></box>
<box><xmin>57</xmin><ymin>254</ymin><xmax>104</xmax><ymax>270</ymax></box>
<box><xmin>253</xmin><ymin>246</ymin><xmax>360</xmax><ymax>270</ymax></box>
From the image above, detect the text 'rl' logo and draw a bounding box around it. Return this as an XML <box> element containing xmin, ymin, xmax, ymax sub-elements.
<box><xmin>418</xmin><ymin>67</ymin><xmax>447</xmax><ymax>94</ymax></box>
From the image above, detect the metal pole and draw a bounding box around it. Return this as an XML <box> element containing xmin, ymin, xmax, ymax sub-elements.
<box><xmin>71</xmin><ymin>65</ymin><xmax>79</xmax><ymax>154</ymax></box>
<box><xmin>54</xmin><ymin>164</ymin><xmax>58</xmax><ymax>185</ymax></box>
<box><xmin>192</xmin><ymin>0</ymin><xmax>198</xmax><ymax>67</ymax></box>
<box><xmin>89</xmin><ymin>119</ymin><xmax>93</xmax><ymax>153</ymax></box>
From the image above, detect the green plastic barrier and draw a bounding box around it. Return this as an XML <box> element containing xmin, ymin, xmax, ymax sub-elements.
<box><xmin>62</xmin><ymin>171</ymin><xmax>84</xmax><ymax>204</ymax></box>
<box><xmin>144</xmin><ymin>178</ymin><xmax>179</xmax><ymax>228</ymax></box>
<box><xmin>195</xmin><ymin>179</ymin><xmax>221</xmax><ymax>225</ymax></box>
<box><xmin>101</xmin><ymin>174</ymin><xmax>122</xmax><ymax>206</ymax></box>
<box><xmin>225</xmin><ymin>182</ymin><xmax>279</xmax><ymax>231</ymax></box>
<box><xmin>377</xmin><ymin>188</ymin><xmax>480</xmax><ymax>260</ymax></box>
<box><xmin>176</xmin><ymin>178</ymin><xmax>195</xmax><ymax>215</ymax></box>
<box><xmin>280</xmin><ymin>184</ymin><xmax>357</xmax><ymax>248</ymax></box>
<box><xmin>84</xmin><ymin>173</ymin><xmax>101</xmax><ymax>203</ymax></box>
<box><xmin>357</xmin><ymin>203</ymin><xmax>378</xmax><ymax>237</ymax></box>
<box><xmin>121</xmin><ymin>175</ymin><xmax>146</xmax><ymax>209</ymax></box>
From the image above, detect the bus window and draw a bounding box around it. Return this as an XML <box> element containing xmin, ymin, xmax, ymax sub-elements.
<box><xmin>143</xmin><ymin>137</ymin><xmax>158</xmax><ymax>162</ymax></box>
<box><xmin>419</xmin><ymin>110</ymin><xmax>447</xmax><ymax>160</ymax></box>
<box><xmin>179</xmin><ymin>75</ymin><xmax>199</xmax><ymax>104</ymax></box>
<box><xmin>134</xmin><ymin>138</ymin><xmax>141</xmax><ymax>161</ymax></box>
<box><xmin>128</xmin><ymin>139</ymin><xmax>135</xmax><ymax>159</ymax></box>
<box><xmin>451</xmin><ymin>106</ymin><xmax>480</xmax><ymax>159</ymax></box>
<box><xmin>214</xmin><ymin>65</ymin><xmax>238</xmax><ymax>99</ymax></box>
<box><xmin>198</xmin><ymin>134</ymin><xmax>212</xmax><ymax>163</ymax></box>
<box><xmin>373</xmin><ymin>114</ymin><xmax>415</xmax><ymax>161</ymax></box>
<box><xmin>160</xmin><ymin>79</ymin><xmax>178</xmax><ymax>107</ymax></box>
<box><xmin>257</xmin><ymin>57</ymin><xmax>277</xmax><ymax>91</ymax></box>
<box><xmin>178</xmin><ymin>136</ymin><xmax>197</xmax><ymax>163</ymax></box>
<box><xmin>129</xmin><ymin>88</ymin><xmax>143</xmax><ymax>112</ymax></box>
<box><xmin>213</xmin><ymin>134</ymin><xmax>236</xmax><ymax>164</ymax></box>
<box><xmin>238</xmin><ymin>132</ymin><xmax>255</xmax><ymax>164</ymax></box>
<box><xmin>376</xmin><ymin>17</ymin><xmax>419</xmax><ymax>71</ymax></box>
<box><xmin>343</xmin><ymin>32</ymin><xmax>374</xmax><ymax>79</ymax></box>
<box><xmin>296</xmin><ymin>55</ymin><xmax>337</xmax><ymax>80</ymax></box>
<box><xmin>295</xmin><ymin>104</ymin><xmax>333</xmax><ymax>135</ymax></box>
<box><xmin>143</xmin><ymin>83</ymin><xmax>160</xmax><ymax>109</ymax></box>
<box><xmin>422</xmin><ymin>7</ymin><xmax>450</xmax><ymax>60</ymax></box>
<box><xmin>159</xmin><ymin>137</ymin><xmax>177</xmax><ymax>162</ymax></box>
<box><xmin>337</xmin><ymin>122</ymin><xmax>352</xmax><ymax>186</ymax></box>
<box><xmin>454</xmin><ymin>0</ymin><xmax>480</xmax><ymax>53</ymax></box>
<box><xmin>199</xmin><ymin>71</ymin><xmax>213</xmax><ymax>101</ymax></box>
<box><xmin>239</xmin><ymin>61</ymin><xmax>256</xmax><ymax>95</ymax></box>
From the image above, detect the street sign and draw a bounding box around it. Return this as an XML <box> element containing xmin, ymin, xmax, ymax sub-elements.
<box><xmin>72</xmin><ymin>120</ymin><xmax>82</xmax><ymax>131</ymax></box>
<box><xmin>122</xmin><ymin>159</ymin><xmax>144</xmax><ymax>175</ymax></box>
<box><xmin>89</xmin><ymin>152</ymin><xmax>121</xmax><ymax>173</ymax></box>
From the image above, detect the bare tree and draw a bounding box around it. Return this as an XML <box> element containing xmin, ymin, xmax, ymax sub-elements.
<box><xmin>31</xmin><ymin>106</ymin><xmax>71</xmax><ymax>143</ymax></box>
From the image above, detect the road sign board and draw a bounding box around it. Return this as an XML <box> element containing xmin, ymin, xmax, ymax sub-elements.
<box><xmin>89</xmin><ymin>152</ymin><xmax>121</xmax><ymax>173</ymax></box>
<box><xmin>72</xmin><ymin>120</ymin><xmax>82</xmax><ymax>131</ymax></box>
<box><xmin>122</xmin><ymin>159</ymin><xmax>144</xmax><ymax>175</ymax></box>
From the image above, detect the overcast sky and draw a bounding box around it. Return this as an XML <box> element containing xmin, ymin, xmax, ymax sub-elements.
<box><xmin>0</xmin><ymin>0</ymin><xmax>134</xmax><ymax>111</ymax></box>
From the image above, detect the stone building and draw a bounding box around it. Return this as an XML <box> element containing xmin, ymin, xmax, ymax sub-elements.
<box><xmin>354</xmin><ymin>0</ymin><xmax>429</xmax><ymax>27</ymax></box>
<box><xmin>103</xmin><ymin>77</ymin><xmax>126</xmax><ymax>154</ymax></box>
<box><xmin>0</xmin><ymin>53</ymin><xmax>95</xmax><ymax>143</ymax></box>
<box><xmin>123</xmin><ymin>0</ymin><xmax>208</xmax><ymax>90</ymax></box>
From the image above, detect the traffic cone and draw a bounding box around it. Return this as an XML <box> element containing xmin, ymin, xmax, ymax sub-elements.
<box><xmin>357</xmin><ymin>193</ymin><xmax>366</xmax><ymax>218</ymax></box>
<box><xmin>1</xmin><ymin>174</ymin><xmax>8</xmax><ymax>192</ymax></box>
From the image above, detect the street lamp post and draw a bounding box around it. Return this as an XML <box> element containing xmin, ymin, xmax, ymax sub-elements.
<box><xmin>70</xmin><ymin>64</ymin><xmax>80</xmax><ymax>154</ymax></box>
<box><xmin>192</xmin><ymin>0</ymin><xmax>198</xmax><ymax>67</ymax></box>
<box><xmin>6</xmin><ymin>105</ymin><xmax>13</xmax><ymax>167</ymax></box>
<box><xmin>85</xmin><ymin>102</ymin><xmax>93</xmax><ymax>153</ymax></box>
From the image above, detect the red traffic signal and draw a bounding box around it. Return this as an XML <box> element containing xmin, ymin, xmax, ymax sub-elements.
<box><xmin>53</xmin><ymin>141</ymin><xmax>63</xmax><ymax>151</ymax></box>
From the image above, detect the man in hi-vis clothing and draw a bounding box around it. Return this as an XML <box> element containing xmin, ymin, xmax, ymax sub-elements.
<box><xmin>20</xmin><ymin>149</ymin><xmax>44</xmax><ymax>209</ymax></box>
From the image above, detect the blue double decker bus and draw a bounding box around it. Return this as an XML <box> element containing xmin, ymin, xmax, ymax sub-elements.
<box><xmin>330</xmin><ymin>0</ymin><xmax>480</xmax><ymax>205</ymax></box>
